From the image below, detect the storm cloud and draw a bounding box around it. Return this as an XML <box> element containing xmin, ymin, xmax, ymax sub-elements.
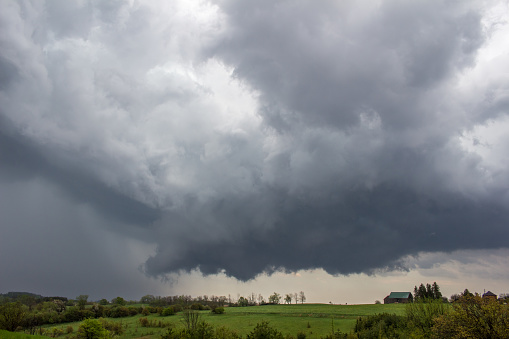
<box><xmin>1</xmin><ymin>0</ymin><xmax>509</xmax><ymax>297</ymax></box>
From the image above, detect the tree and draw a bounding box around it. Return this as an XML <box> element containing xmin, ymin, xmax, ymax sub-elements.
<box><xmin>140</xmin><ymin>295</ymin><xmax>155</xmax><ymax>304</ymax></box>
<box><xmin>432</xmin><ymin>294</ymin><xmax>509</xmax><ymax>338</ymax></box>
<box><xmin>299</xmin><ymin>291</ymin><xmax>306</xmax><ymax>304</ymax></box>
<box><xmin>294</xmin><ymin>293</ymin><xmax>299</xmax><ymax>304</ymax></box>
<box><xmin>112</xmin><ymin>297</ymin><xmax>126</xmax><ymax>306</ymax></box>
<box><xmin>432</xmin><ymin>282</ymin><xmax>442</xmax><ymax>300</ymax></box>
<box><xmin>285</xmin><ymin>294</ymin><xmax>292</xmax><ymax>304</ymax></box>
<box><xmin>258</xmin><ymin>294</ymin><xmax>265</xmax><ymax>305</ymax></box>
<box><xmin>181</xmin><ymin>309</ymin><xmax>200</xmax><ymax>331</ymax></box>
<box><xmin>268</xmin><ymin>292</ymin><xmax>281</xmax><ymax>304</ymax></box>
<box><xmin>0</xmin><ymin>302</ymin><xmax>27</xmax><ymax>331</ymax></box>
<box><xmin>98</xmin><ymin>299</ymin><xmax>109</xmax><ymax>306</ymax></box>
<box><xmin>76</xmin><ymin>295</ymin><xmax>88</xmax><ymax>310</ymax></box>
<box><xmin>238</xmin><ymin>296</ymin><xmax>248</xmax><ymax>307</ymax></box>
<box><xmin>413</xmin><ymin>282</ymin><xmax>442</xmax><ymax>300</ymax></box>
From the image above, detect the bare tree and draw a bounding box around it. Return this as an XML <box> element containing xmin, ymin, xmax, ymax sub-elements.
<box><xmin>258</xmin><ymin>294</ymin><xmax>265</xmax><ymax>305</ymax></box>
<box><xmin>299</xmin><ymin>291</ymin><xmax>306</xmax><ymax>304</ymax></box>
<box><xmin>294</xmin><ymin>293</ymin><xmax>299</xmax><ymax>304</ymax></box>
<box><xmin>181</xmin><ymin>309</ymin><xmax>200</xmax><ymax>331</ymax></box>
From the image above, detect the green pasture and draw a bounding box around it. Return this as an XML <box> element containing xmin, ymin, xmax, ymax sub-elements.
<box><xmin>23</xmin><ymin>303</ymin><xmax>408</xmax><ymax>338</ymax></box>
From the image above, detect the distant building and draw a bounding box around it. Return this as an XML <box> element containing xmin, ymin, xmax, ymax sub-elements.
<box><xmin>482</xmin><ymin>291</ymin><xmax>497</xmax><ymax>300</ymax></box>
<box><xmin>384</xmin><ymin>292</ymin><xmax>413</xmax><ymax>304</ymax></box>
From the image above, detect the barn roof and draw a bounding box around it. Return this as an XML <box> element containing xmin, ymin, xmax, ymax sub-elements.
<box><xmin>483</xmin><ymin>291</ymin><xmax>497</xmax><ymax>297</ymax></box>
<box><xmin>387</xmin><ymin>292</ymin><xmax>412</xmax><ymax>299</ymax></box>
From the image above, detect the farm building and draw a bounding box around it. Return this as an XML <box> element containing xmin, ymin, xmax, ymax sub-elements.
<box><xmin>482</xmin><ymin>291</ymin><xmax>497</xmax><ymax>300</ymax></box>
<box><xmin>384</xmin><ymin>292</ymin><xmax>413</xmax><ymax>304</ymax></box>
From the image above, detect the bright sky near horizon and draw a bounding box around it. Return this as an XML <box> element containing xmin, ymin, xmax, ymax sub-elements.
<box><xmin>1</xmin><ymin>0</ymin><xmax>509</xmax><ymax>304</ymax></box>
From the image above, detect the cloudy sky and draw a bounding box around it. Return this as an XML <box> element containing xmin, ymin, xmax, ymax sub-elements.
<box><xmin>1</xmin><ymin>0</ymin><xmax>509</xmax><ymax>304</ymax></box>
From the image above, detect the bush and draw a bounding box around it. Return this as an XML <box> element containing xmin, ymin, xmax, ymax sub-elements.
<box><xmin>109</xmin><ymin>305</ymin><xmax>130</xmax><ymax>318</ymax></box>
<box><xmin>432</xmin><ymin>295</ymin><xmax>509</xmax><ymax>338</ymax></box>
<box><xmin>212</xmin><ymin>307</ymin><xmax>225</xmax><ymax>314</ymax></box>
<box><xmin>46</xmin><ymin>327</ymin><xmax>64</xmax><ymax>338</ymax></box>
<box><xmin>406</xmin><ymin>299</ymin><xmax>448</xmax><ymax>335</ymax></box>
<box><xmin>354</xmin><ymin>313</ymin><xmax>406</xmax><ymax>338</ymax></box>
<box><xmin>296</xmin><ymin>331</ymin><xmax>307</xmax><ymax>339</ymax></box>
<box><xmin>162</xmin><ymin>306</ymin><xmax>175</xmax><ymax>316</ymax></box>
<box><xmin>139</xmin><ymin>317</ymin><xmax>149</xmax><ymax>327</ymax></box>
<box><xmin>99</xmin><ymin>317</ymin><xmax>124</xmax><ymax>336</ymax></box>
<box><xmin>77</xmin><ymin>318</ymin><xmax>110</xmax><ymax>339</ymax></box>
<box><xmin>246</xmin><ymin>321</ymin><xmax>284</xmax><ymax>339</ymax></box>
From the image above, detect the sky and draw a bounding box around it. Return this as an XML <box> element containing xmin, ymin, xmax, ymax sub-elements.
<box><xmin>1</xmin><ymin>0</ymin><xmax>509</xmax><ymax>305</ymax></box>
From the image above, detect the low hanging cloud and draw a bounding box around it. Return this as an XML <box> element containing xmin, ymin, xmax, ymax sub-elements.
<box><xmin>1</xmin><ymin>0</ymin><xmax>509</xmax><ymax>290</ymax></box>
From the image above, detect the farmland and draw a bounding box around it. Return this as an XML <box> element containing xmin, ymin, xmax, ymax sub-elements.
<box><xmin>34</xmin><ymin>303</ymin><xmax>407</xmax><ymax>338</ymax></box>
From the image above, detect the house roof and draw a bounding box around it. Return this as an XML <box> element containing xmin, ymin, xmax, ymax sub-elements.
<box><xmin>387</xmin><ymin>292</ymin><xmax>412</xmax><ymax>299</ymax></box>
<box><xmin>483</xmin><ymin>291</ymin><xmax>497</xmax><ymax>297</ymax></box>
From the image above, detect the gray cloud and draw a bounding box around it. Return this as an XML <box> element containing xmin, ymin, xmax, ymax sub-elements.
<box><xmin>1</xmin><ymin>0</ymin><xmax>508</xmax><ymax>297</ymax></box>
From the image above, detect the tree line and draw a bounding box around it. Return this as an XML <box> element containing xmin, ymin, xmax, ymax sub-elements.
<box><xmin>0</xmin><ymin>290</ymin><xmax>306</xmax><ymax>335</ymax></box>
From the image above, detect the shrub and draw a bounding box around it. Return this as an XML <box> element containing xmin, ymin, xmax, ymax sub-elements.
<box><xmin>99</xmin><ymin>317</ymin><xmax>124</xmax><ymax>336</ymax></box>
<box><xmin>406</xmin><ymin>299</ymin><xmax>448</xmax><ymax>335</ymax></box>
<box><xmin>139</xmin><ymin>317</ymin><xmax>149</xmax><ymax>327</ymax></box>
<box><xmin>212</xmin><ymin>307</ymin><xmax>225</xmax><ymax>314</ymax></box>
<box><xmin>296</xmin><ymin>331</ymin><xmax>307</xmax><ymax>339</ymax></box>
<box><xmin>46</xmin><ymin>327</ymin><xmax>64</xmax><ymax>338</ymax></box>
<box><xmin>162</xmin><ymin>306</ymin><xmax>175</xmax><ymax>316</ymax></box>
<box><xmin>66</xmin><ymin>325</ymin><xmax>74</xmax><ymax>333</ymax></box>
<box><xmin>432</xmin><ymin>295</ymin><xmax>509</xmax><ymax>338</ymax></box>
<box><xmin>354</xmin><ymin>313</ymin><xmax>406</xmax><ymax>338</ymax></box>
<box><xmin>246</xmin><ymin>321</ymin><xmax>284</xmax><ymax>339</ymax></box>
<box><xmin>77</xmin><ymin>318</ymin><xmax>110</xmax><ymax>339</ymax></box>
<box><xmin>171</xmin><ymin>304</ymin><xmax>182</xmax><ymax>313</ymax></box>
<box><xmin>215</xmin><ymin>325</ymin><xmax>241</xmax><ymax>339</ymax></box>
<box><xmin>127</xmin><ymin>306</ymin><xmax>139</xmax><ymax>316</ymax></box>
<box><xmin>109</xmin><ymin>305</ymin><xmax>130</xmax><ymax>318</ymax></box>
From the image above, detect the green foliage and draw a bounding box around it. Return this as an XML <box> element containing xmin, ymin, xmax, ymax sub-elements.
<box><xmin>161</xmin><ymin>320</ymin><xmax>215</xmax><ymax>339</ymax></box>
<box><xmin>268</xmin><ymin>292</ymin><xmax>282</xmax><ymax>305</ymax></box>
<box><xmin>112</xmin><ymin>296</ymin><xmax>126</xmax><ymax>306</ymax></box>
<box><xmin>432</xmin><ymin>295</ymin><xmax>509</xmax><ymax>338</ymax></box>
<box><xmin>108</xmin><ymin>305</ymin><xmax>130</xmax><ymax>318</ymax></box>
<box><xmin>76</xmin><ymin>295</ymin><xmax>88</xmax><ymax>310</ymax></box>
<box><xmin>212</xmin><ymin>307</ymin><xmax>225</xmax><ymax>314</ymax></box>
<box><xmin>354</xmin><ymin>313</ymin><xmax>407</xmax><ymax>338</ymax></box>
<box><xmin>406</xmin><ymin>299</ymin><xmax>448</xmax><ymax>336</ymax></box>
<box><xmin>246</xmin><ymin>321</ymin><xmax>284</xmax><ymax>339</ymax></box>
<box><xmin>237</xmin><ymin>297</ymin><xmax>249</xmax><ymax>307</ymax></box>
<box><xmin>98</xmin><ymin>317</ymin><xmax>124</xmax><ymax>336</ymax></box>
<box><xmin>162</xmin><ymin>306</ymin><xmax>175</xmax><ymax>316</ymax></box>
<box><xmin>0</xmin><ymin>302</ymin><xmax>27</xmax><ymax>331</ymax></box>
<box><xmin>46</xmin><ymin>326</ymin><xmax>64</xmax><ymax>338</ymax></box>
<box><xmin>98</xmin><ymin>299</ymin><xmax>109</xmax><ymax>306</ymax></box>
<box><xmin>77</xmin><ymin>318</ymin><xmax>110</xmax><ymax>338</ymax></box>
<box><xmin>413</xmin><ymin>282</ymin><xmax>442</xmax><ymax>301</ymax></box>
<box><xmin>182</xmin><ymin>309</ymin><xmax>201</xmax><ymax>331</ymax></box>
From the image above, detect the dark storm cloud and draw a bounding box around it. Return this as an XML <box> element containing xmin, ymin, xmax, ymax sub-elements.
<box><xmin>1</xmin><ymin>0</ymin><xmax>508</xmax><ymax>292</ymax></box>
<box><xmin>0</xmin><ymin>121</ymin><xmax>160</xmax><ymax>226</ymax></box>
<box><xmin>144</xmin><ymin>0</ymin><xmax>509</xmax><ymax>280</ymax></box>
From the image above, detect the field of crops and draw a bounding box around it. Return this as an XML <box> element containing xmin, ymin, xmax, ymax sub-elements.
<box><xmin>32</xmin><ymin>303</ymin><xmax>407</xmax><ymax>338</ymax></box>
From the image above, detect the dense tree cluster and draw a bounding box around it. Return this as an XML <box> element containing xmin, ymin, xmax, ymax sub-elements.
<box><xmin>413</xmin><ymin>282</ymin><xmax>442</xmax><ymax>301</ymax></box>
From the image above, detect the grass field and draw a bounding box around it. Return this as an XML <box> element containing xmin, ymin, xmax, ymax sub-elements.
<box><xmin>34</xmin><ymin>303</ymin><xmax>407</xmax><ymax>338</ymax></box>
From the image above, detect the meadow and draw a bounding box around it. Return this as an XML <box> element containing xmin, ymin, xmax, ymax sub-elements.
<box><xmin>34</xmin><ymin>303</ymin><xmax>407</xmax><ymax>338</ymax></box>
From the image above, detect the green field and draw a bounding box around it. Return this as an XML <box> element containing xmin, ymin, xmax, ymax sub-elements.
<box><xmin>34</xmin><ymin>303</ymin><xmax>407</xmax><ymax>338</ymax></box>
